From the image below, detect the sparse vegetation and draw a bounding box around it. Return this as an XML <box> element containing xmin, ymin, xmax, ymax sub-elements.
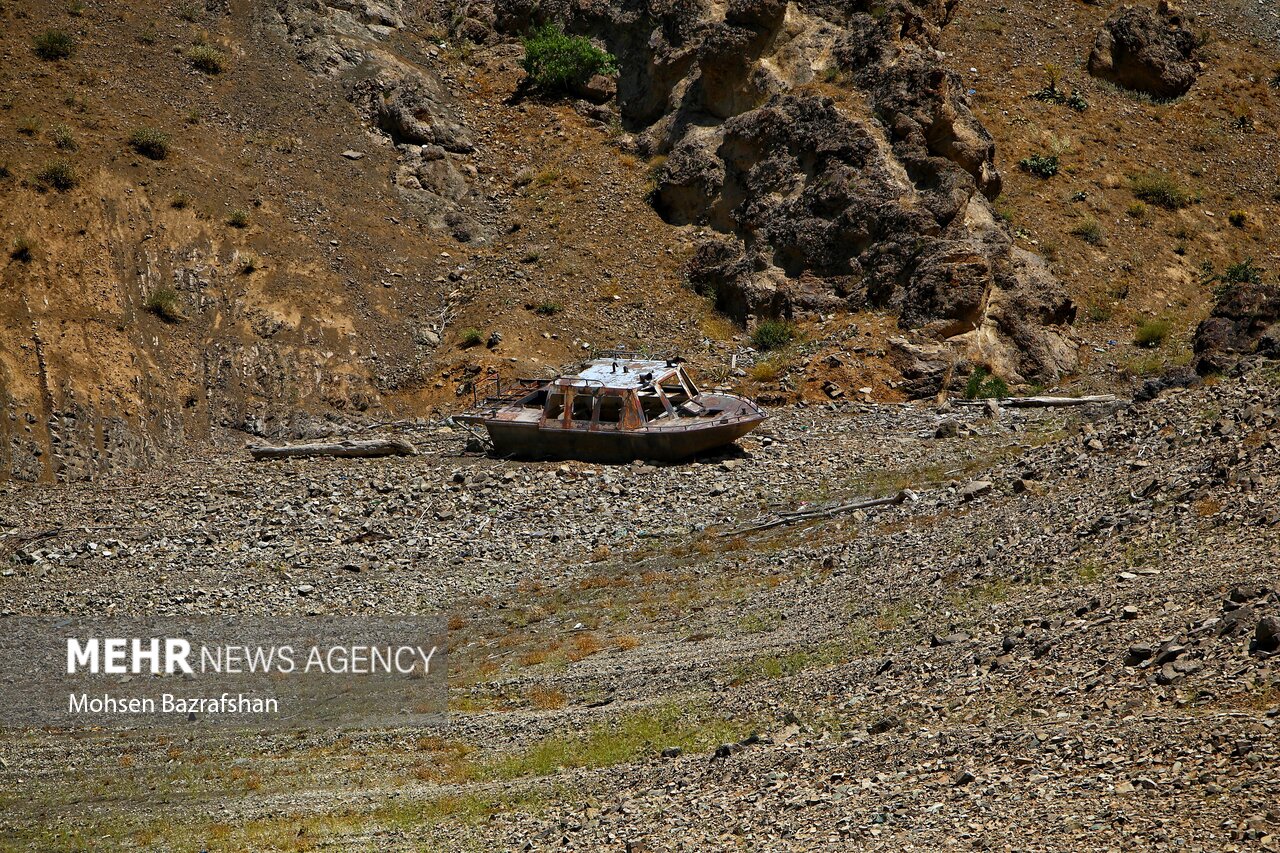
<box><xmin>1071</xmin><ymin>216</ymin><xmax>1103</xmax><ymax>245</ymax></box>
<box><xmin>751</xmin><ymin>318</ymin><xmax>797</xmax><ymax>351</ymax></box>
<box><xmin>1131</xmin><ymin>171</ymin><xmax>1192</xmax><ymax>210</ymax></box>
<box><xmin>238</xmin><ymin>254</ymin><xmax>261</xmax><ymax>275</ymax></box>
<box><xmin>1227</xmin><ymin>209</ymin><xmax>1247</xmax><ymax>228</ymax></box>
<box><xmin>1018</xmin><ymin>153</ymin><xmax>1059</xmax><ymax>178</ymax></box>
<box><xmin>964</xmin><ymin>366</ymin><xmax>1009</xmax><ymax>400</ymax></box>
<box><xmin>33</xmin><ymin>30</ymin><xmax>75</xmax><ymax>61</ymax></box>
<box><xmin>170</xmin><ymin>193</ymin><xmax>189</xmax><ymax>209</ymax></box>
<box><xmin>17</xmin><ymin>116</ymin><xmax>40</xmax><ymax>136</ymax></box>
<box><xmin>226</xmin><ymin>209</ymin><xmax>250</xmax><ymax>228</ymax></box>
<box><xmin>144</xmin><ymin>288</ymin><xmax>184</xmax><ymax>322</ymax></box>
<box><xmin>1085</xmin><ymin>301</ymin><xmax>1113</xmax><ymax>324</ymax></box>
<box><xmin>34</xmin><ymin>159</ymin><xmax>78</xmax><ymax>192</ymax></box>
<box><xmin>9</xmin><ymin>237</ymin><xmax>34</xmax><ymax>262</ymax></box>
<box><xmin>459</xmin><ymin>328</ymin><xmax>484</xmax><ymax>347</ymax></box>
<box><xmin>128</xmin><ymin>127</ymin><xmax>170</xmax><ymax>160</ymax></box>
<box><xmin>51</xmin><ymin>123</ymin><xmax>76</xmax><ymax>151</ymax></box>
<box><xmin>1126</xmin><ymin>202</ymin><xmax>1146</xmax><ymax>219</ymax></box>
<box><xmin>748</xmin><ymin>359</ymin><xmax>781</xmax><ymax>383</ymax></box>
<box><xmin>534</xmin><ymin>301</ymin><xmax>562</xmax><ymax>316</ymax></box>
<box><xmin>1029</xmin><ymin>67</ymin><xmax>1088</xmax><ymax>111</ymax></box>
<box><xmin>69</xmin><ymin>1</ymin><xmax>86</xmax><ymax>16</ymax></box>
<box><xmin>1224</xmin><ymin>259</ymin><xmax>1264</xmax><ymax>285</ymax></box>
<box><xmin>1134</xmin><ymin>318</ymin><xmax>1171</xmax><ymax>348</ymax></box>
<box><xmin>186</xmin><ymin>43</ymin><xmax>227</xmax><ymax>75</ymax></box>
<box><xmin>520</xmin><ymin>24</ymin><xmax>618</xmax><ymax>94</ymax></box>
<box><xmin>738</xmin><ymin>610</ymin><xmax>783</xmax><ymax>634</ymax></box>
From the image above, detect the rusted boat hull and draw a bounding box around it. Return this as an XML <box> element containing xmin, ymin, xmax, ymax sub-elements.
<box><xmin>481</xmin><ymin>416</ymin><xmax>763</xmax><ymax>463</ymax></box>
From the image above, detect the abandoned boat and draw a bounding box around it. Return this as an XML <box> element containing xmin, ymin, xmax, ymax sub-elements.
<box><xmin>456</xmin><ymin>352</ymin><xmax>767</xmax><ymax>462</ymax></box>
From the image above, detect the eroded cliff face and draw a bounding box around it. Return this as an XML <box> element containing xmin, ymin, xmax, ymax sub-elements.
<box><xmin>471</xmin><ymin>0</ymin><xmax>1078</xmax><ymax>383</ymax></box>
<box><xmin>0</xmin><ymin>1</ymin><xmax>453</xmax><ymax>481</ymax></box>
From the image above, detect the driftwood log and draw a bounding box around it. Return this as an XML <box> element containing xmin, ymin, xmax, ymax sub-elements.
<box><xmin>954</xmin><ymin>394</ymin><xmax>1117</xmax><ymax>408</ymax></box>
<box><xmin>248</xmin><ymin>438</ymin><xmax>418</xmax><ymax>461</ymax></box>
<box><xmin>722</xmin><ymin>489</ymin><xmax>913</xmax><ymax>537</ymax></box>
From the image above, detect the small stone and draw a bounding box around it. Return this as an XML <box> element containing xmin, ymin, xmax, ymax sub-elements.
<box><xmin>1124</xmin><ymin>644</ymin><xmax>1153</xmax><ymax>665</ymax></box>
<box><xmin>935</xmin><ymin>419</ymin><xmax>960</xmax><ymax>439</ymax></box>
<box><xmin>1255</xmin><ymin>616</ymin><xmax>1280</xmax><ymax>653</ymax></box>
<box><xmin>340</xmin><ymin>150</ymin><xmax>365</xmax><ymax>160</ymax></box>
<box><xmin>661</xmin><ymin>747</ymin><xmax>682</xmax><ymax>759</ymax></box>
<box><xmin>961</xmin><ymin>480</ymin><xmax>993</xmax><ymax>501</ymax></box>
<box><xmin>952</xmin><ymin>769</ymin><xmax>976</xmax><ymax>786</ymax></box>
<box><xmin>296</xmin><ymin>584</ymin><xmax>314</xmax><ymax>596</ymax></box>
<box><xmin>1121</xmin><ymin>605</ymin><xmax>1139</xmax><ymax>620</ymax></box>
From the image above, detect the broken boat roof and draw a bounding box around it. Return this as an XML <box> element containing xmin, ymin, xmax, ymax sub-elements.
<box><xmin>555</xmin><ymin>358</ymin><xmax>679</xmax><ymax>390</ymax></box>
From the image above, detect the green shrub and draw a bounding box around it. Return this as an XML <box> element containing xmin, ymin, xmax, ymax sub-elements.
<box><xmin>1223</xmin><ymin>258</ymin><xmax>1264</xmax><ymax>286</ymax></box>
<box><xmin>226</xmin><ymin>208</ymin><xmax>250</xmax><ymax>228</ymax></box>
<box><xmin>69</xmin><ymin>2</ymin><xmax>86</xmax><ymax>16</ymax></box>
<box><xmin>1030</xmin><ymin>84</ymin><xmax>1088</xmax><ymax>112</ymax></box>
<box><xmin>238</xmin><ymin>254</ymin><xmax>261</xmax><ymax>275</ymax></box>
<box><xmin>964</xmin><ymin>365</ymin><xmax>1009</xmax><ymax>399</ymax></box>
<box><xmin>751</xmin><ymin>318</ymin><xmax>797</xmax><ymax>351</ymax></box>
<box><xmin>534</xmin><ymin>301</ymin><xmax>562</xmax><ymax>316</ymax></box>
<box><xmin>34</xmin><ymin>159</ymin><xmax>77</xmax><ymax>191</ymax></box>
<box><xmin>1131</xmin><ymin>172</ymin><xmax>1191</xmax><ymax>209</ymax></box>
<box><xmin>10</xmin><ymin>237</ymin><xmax>34</xmax><ymax>262</ymax></box>
<box><xmin>33</xmin><ymin>30</ymin><xmax>76</xmax><ymax>60</ymax></box>
<box><xmin>128</xmin><ymin>127</ymin><xmax>170</xmax><ymax>160</ymax></box>
<box><xmin>170</xmin><ymin>193</ymin><xmax>189</xmax><ymax>209</ymax></box>
<box><xmin>186</xmin><ymin>43</ymin><xmax>227</xmax><ymax>74</ymax></box>
<box><xmin>50</xmin><ymin>123</ymin><xmax>76</xmax><ymax>151</ymax></box>
<box><xmin>1126</xmin><ymin>202</ymin><xmax>1146</xmax><ymax>219</ymax></box>
<box><xmin>459</xmin><ymin>328</ymin><xmax>484</xmax><ymax>347</ymax></box>
<box><xmin>520</xmin><ymin>25</ymin><xmax>617</xmax><ymax>94</ymax></box>
<box><xmin>1134</xmin><ymin>318</ymin><xmax>1171</xmax><ymax>348</ymax></box>
<box><xmin>1018</xmin><ymin>154</ymin><xmax>1059</xmax><ymax>178</ymax></box>
<box><xmin>17</xmin><ymin>116</ymin><xmax>40</xmax><ymax>136</ymax></box>
<box><xmin>144</xmin><ymin>288</ymin><xmax>184</xmax><ymax>322</ymax></box>
<box><xmin>1227</xmin><ymin>209</ymin><xmax>1247</xmax><ymax>228</ymax></box>
<box><xmin>1071</xmin><ymin>216</ymin><xmax>1103</xmax><ymax>245</ymax></box>
<box><xmin>1271</xmin><ymin>70</ymin><xmax>1280</xmax><ymax>89</ymax></box>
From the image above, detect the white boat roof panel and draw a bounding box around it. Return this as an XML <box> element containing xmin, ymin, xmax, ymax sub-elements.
<box><xmin>555</xmin><ymin>358</ymin><xmax>678</xmax><ymax>390</ymax></box>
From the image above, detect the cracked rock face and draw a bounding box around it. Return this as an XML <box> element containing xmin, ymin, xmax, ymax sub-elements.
<box><xmin>273</xmin><ymin>0</ymin><xmax>492</xmax><ymax>241</ymax></box>
<box><xmin>506</xmin><ymin>0</ymin><xmax>1077</xmax><ymax>384</ymax></box>
<box><xmin>1087</xmin><ymin>2</ymin><xmax>1200</xmax><ymax>100</ymax></box>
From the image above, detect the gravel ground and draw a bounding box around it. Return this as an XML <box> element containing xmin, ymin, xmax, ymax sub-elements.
<box><xmin>1</xmin><ymin>364</ymin><xmax>1278</xmax><ymax>850</ymax></box>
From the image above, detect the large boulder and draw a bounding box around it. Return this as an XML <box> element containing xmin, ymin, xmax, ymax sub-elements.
<box><xmin>1087</xmin><ymin>3</ymin><xmax>1199</xmax><ymax>99</ymax></box>
<box><xmin>347</xmin><ymin>69</ymin><xmax>474</xmax><ymax>152</ymax></box>
<box><xmin>1193</xmin><ymin>281</ymin><xmax>1280</xmax><ymax>374</ymax></box>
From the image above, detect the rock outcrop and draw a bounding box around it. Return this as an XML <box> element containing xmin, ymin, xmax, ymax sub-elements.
<box><xmin>1087</xmin><ymin>2</ymin><xmax>1200</xmax><ymax>99</ymax></box>
<box><xmin>273</xmin><ymin>1</ymin><xmax>494</xmax><ymax>241</ymax></box>
<box><xmin>1193</xmin><ymin>281</ymin><xmax>1280</xmax><ymax>374</ymax></box>
<box><xmin>510</xmin><ymin>0</ymin><xmax>1077</xmax><ymax>384</ymax></box>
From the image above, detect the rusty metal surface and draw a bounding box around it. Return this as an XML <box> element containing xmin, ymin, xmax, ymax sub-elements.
<box><xmin>457</xmin><ymin>358</ymin><xmax>767</xmax><ymax>462</ymax></box>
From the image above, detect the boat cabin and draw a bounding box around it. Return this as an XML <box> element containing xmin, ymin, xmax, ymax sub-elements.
<box><xmin>506</xmin><ymin>358</ymin><xmax>716</xmax><ymax>432</ymax></box>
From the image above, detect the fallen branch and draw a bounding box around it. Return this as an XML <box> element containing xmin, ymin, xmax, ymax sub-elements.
<box><xmin>954</xmin><ymin>394</ymin><xmax>1117</xmax><ymax>408</ymax></box>
<box><xmin>248</xmin><ymin>438</ymin><xmax>418</xmax><ymax>461</ymax></box>
<box><xmin>721</xmin><ymin>490</ymin><xmax>912</xmax><ymax>537</ymax></box>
